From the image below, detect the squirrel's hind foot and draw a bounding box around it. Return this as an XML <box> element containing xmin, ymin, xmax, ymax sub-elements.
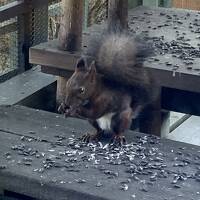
<box><xmin>110</xmin><ymin>135</ymin><xmax>127</xmax><ymax>146</ymax></box>
<box><xmin>81</xmin><ymin>131</ymin><xmax>104</xmax><ymax>143</ymax></box>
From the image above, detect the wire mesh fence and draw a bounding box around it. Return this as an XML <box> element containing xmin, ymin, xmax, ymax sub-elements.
<box><xmin>48</xmin><ymin>0</ymin><xmax>62</xmax><ymax>40</ymax></box>
<box><xmin>0</xmin><ymin>17</ymin><xmax>18</xmax><ymax>76</ymax></box>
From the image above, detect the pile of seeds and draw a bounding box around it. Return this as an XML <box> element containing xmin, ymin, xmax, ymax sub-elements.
<box><xmin>5</xmin><ymin>133</ymin><xmax>200</xmax><ymax>195</ymax></box>
<box><xmin>128</xmin><ymin>8</ymin><xmax>200</xmax><ymax>71</ymax></box>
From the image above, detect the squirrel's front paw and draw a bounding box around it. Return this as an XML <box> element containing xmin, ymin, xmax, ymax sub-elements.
<box><xmin>81</xmin><ymin>132</ymin><xmax>103</xmax><ymax>143</ymax></box>
<box><xmin>110</xmin><ymin>135</ymin><xmax>126</xmax><ymax>146</ymax></box>
<box><xmin>58</xmin><ymin>103</ymin><xmax>66</xmax><ymax>114</ymax></box>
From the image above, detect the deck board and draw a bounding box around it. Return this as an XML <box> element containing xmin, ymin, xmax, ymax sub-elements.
<box><xmin>0</xmin><ymin>106</ymin><xmax>200</xmax><ymax>200</ymax></box>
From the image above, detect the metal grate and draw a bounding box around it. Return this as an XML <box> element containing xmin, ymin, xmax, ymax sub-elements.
<box><xmin>0</xmin><ymin>18</ymin><xmax>18</xmax><ymax>76</ymax></box>
<box><xmin>48</xmin><ymin>0</ymin><xmax>62</xmax><ymax>40</ymax></box>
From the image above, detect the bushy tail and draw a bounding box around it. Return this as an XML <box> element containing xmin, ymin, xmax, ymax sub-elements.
<box><xmin>85</xmin><ymin>25</ymin><xmax>158</xmax><ymax>104</ymax></box>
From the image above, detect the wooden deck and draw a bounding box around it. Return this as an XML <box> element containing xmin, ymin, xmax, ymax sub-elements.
<box><xmin>0</xmin><ymin>105</ymin><xmax>200</xmax><ymax>200</ymax></box>
<box><xmin>29</xmin><ymin>6</ymin><xmax>200</xmax><ymax>116</ymax></box>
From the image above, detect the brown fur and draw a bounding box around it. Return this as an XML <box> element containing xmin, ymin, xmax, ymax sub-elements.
<box><xmin>59</xmin><ymin>32</ymin><xmax>158</xmax><ymax>144</ymax></box>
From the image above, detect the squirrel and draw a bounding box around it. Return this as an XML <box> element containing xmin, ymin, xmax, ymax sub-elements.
<box><xmin>58</xmin><ymin>25</ymin><xmax>158</xmax><ymax>145</ymax></box>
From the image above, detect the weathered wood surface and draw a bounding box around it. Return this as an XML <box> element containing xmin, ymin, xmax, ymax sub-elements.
<box><xmin>0</xmin><ymin>105</ymin><xmax>200</xmax><ymax>200</ymax></box>
<box><xmin>30</xmin><ymin>6</ymin><xmax>200</xmax><ymax>93</ymax></box>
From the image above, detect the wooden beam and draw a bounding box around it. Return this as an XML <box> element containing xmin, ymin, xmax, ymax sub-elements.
<box><xmin>29</xmin><ymin>40</ymin><xmax>82</xmax><ymax>71</ymax></box>
<box><xmin>0</xmin><ymin>1</ymin><xmax>25</xmax><ymax>23</ymax></box>
<box><xmin>108</xmin><ymin>0</ymin><xmax>128</xmax><ymax>30</ymax></box>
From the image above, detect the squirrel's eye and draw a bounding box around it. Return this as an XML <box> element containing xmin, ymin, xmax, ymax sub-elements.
<box><xmin>79</xmin><ymin>87</ymin><xmax>85</xmax><ymax>94</ymax></box>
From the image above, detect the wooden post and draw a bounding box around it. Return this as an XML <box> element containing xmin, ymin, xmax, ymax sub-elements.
<box><xmin>139</xmin><ymin>87</ymin><xmax>162</xmax><ymax>136</ymax></box>
<box><xmin>57</xmin><ymin>0</ymin><xmax>84</xmax><ymax>105</ymax></box>
<box><xmin>139</xmin><ymin>87</ymin><xmax>171</xmax><ymax>137</ymax></box>
<box><xmin>58</xmin><ymin>0</ymin><xmax>84</xmax><ymax>51</ymax></box>
<box><xmin>108</xmin><ymin>0</ymin><xmax>128</xmax><ymax>30</ymax></box>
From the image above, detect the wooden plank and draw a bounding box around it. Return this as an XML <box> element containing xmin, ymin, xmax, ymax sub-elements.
<box><xmin>0</xmin><ymin>105</ymin><xmax>93</xmax><ymax>144</ymax></box>
<box><xmin>29</xmin><ymin>39</ymin><xmax>81</xmax><ymax>71</ymax></box>
<box><xmin>0</xmin><ymin>105</ymin><xmax>200</xmax><ymax>200</ymax></box>
<box><xmin>173</xmin><ymin>0</ymin><xmax>200</xmax><ymax>10</ymax></box>
<box><xmin>0</xmin><ymin>67</ymin><xmax>56</xmax><ymax>110</ymax></box>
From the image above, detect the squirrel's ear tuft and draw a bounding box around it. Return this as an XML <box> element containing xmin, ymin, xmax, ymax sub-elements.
<box><xmin>88</xmin><ymin>61</ymin><xmax>97</xmax><ymax>82</ymax></box>
<box><xmin>75</xmin><ymin>57</ymin><xmax>88</xmax><ymax>72</ymax></box>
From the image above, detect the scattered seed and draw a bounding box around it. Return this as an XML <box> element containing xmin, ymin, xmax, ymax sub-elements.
<box><xmin>120</xmin><ymin>184</ymin><xmax>129</xmax><ymax>191</ymax></box>
<box><xmin>76</xmin><ymin>178</ymin><xmax>86</xmax><ymax>183</ymax></box>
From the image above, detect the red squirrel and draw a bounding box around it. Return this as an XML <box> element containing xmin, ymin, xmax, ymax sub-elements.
<box><xmin>58</xmin><ymin>28</ymin><xmax>158</xmax><ymax>145</ymax></box>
